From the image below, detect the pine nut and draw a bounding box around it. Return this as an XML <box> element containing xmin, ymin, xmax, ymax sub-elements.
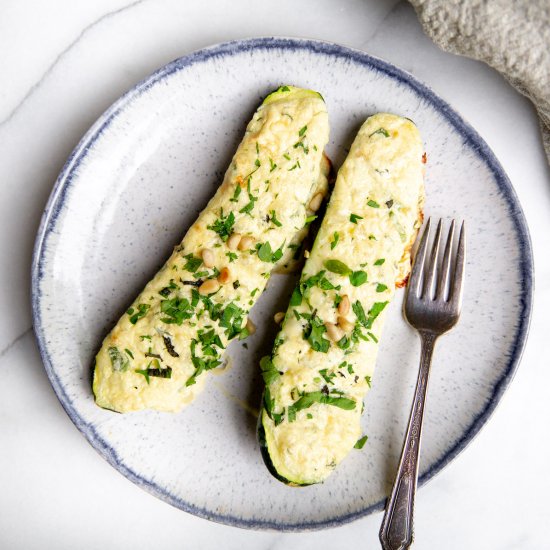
<box><xmin>274</xmin><ymin>311</ymin><xmax>285</xmax><ymax>324</ymax></box>
<box><xmin>308</xmin><ymin>192</ymin><xmax>324</xmax><ymax>212</ymax></box>
<box><xmin>337</xmin><ymin>316</ymin><xmax>354</xmax><ymax>333</ymax></box>
<box><xmin>325</xmin><ymin>322</ymin><xmax>344</xmax><ymax>342</ymax></box>
<box><xmin>201</xmin><ymin>248</ymin><xmax>215</xmax><ymax>268</ymax></box>
<box><xmin>198</xmin><ymin>279</ymin><xmax>220</xmax><ymax>295</ymax></box>
<box><xmin>218</xmin><ymin>267</ymin><xmax>231</xmax><ymax>284</ymax></box>
<box><xmin>246</xmin><ymin>318</ymin><xmax>256</xmax><ymax>335</ymax></box>
<box><xmin>338</xmin><ymin>295</ymin><xmax>350</xmax><ymax>316</ymax></box>
<box><xmin>227</xmin><ymin>233</ymin><xmax>241</xmax><ymax>250</ymax></box>
<box><xmin>238</xmin><ymin>235</ymin><xmax>255</xmax><ymax>251</ymax></box>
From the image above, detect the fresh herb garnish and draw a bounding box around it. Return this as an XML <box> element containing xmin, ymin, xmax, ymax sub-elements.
<box><xmin>304</xmin><ymin>215</ymin><xmax>317</xmax><ymax>226</ymax></box>
<box><xmin>127</xmin><ymin>303</ymin><xmax>150</xmax><ymax>324</ymax></box>
<box><xmin>226</xmin><ymin>251</ymin><xmax>238</xmax><ymax>262</ymax></box>
<box><xmin>290</xmin><ymin>286</ymin><xmax>302</xmax><ymax>306</ymax></box>
<box><xmin>374</xmin><ymin>258</ymin><xmax>385</xmax><ymax>266</ymax></box>
<box><xmin>269</xmin><ymin>210</ymin><xmax>282</xmax><ymax>227</ymax></box>
<box><xmin>182</xmin><ymin>254</ymin><xmax>203</xmax><ymax>273</ymax></box>
<box><xmin>369</xmin><ymin>128</ymin><xmax>390</xmax><ymax>138</ymax></box>
<box><xmin>376</xmin><ymin>283</ymin><xmax>388</xmax><ymax>292</ymax></box>
<box><xmin>108</xmin><ymin>346</ymin><xmax>129</xmax><ymax>372</ymax></box>
<box><xmin>230</xmin><ymin>185</ymin><xmax>242</xmax><ymax>202</ymax></box>
<box><xmin>367</xmin><ymin>199</ymin><xmax>380</xmax><ymax>208</ymax></box>
<box><xmin>124</xmin><ymin>348</ymin><xmax>134</xmax><ymax>359</ymax></box>
<box><xmin>159</xmin><ymin>279</ymin><xmax>178</xmax><ymax>297</ymax></box>
<box><xmin>324</xmin><ymin>259</ymin><xmax>352</xmax><ymax>275</ymax></box>
<box><xmin>349</xmin><ymin>270</ymin><xmax>368</xmax><ymax>287</ymax></box>
<box><xmin>269</xmin><ymin>158</ymin><xmax>277</xmax><ymax>172</ymax></box>
<box><xmin>350</xmin><ymin>213</ymin><xmax>363</xmax><ymax>224</ymax></box>
<box><xmin>162</xmin><ymin>335</ymin><xmax>179</xmax><ymax>357</ymax></box>
<box><xmin>330</xmin><ymin>232</ymin><xmax>340</xmax><ymax>249</ymax></box>
<box><xmin>287</xmin><ymin>390</ymin><xmax>356</xmax><ymax>421</ymax></box>
<box><xmin>386</xmin><ymin>199</ymin><xmax>394</xmax><ymax>208</ymax></box>
<box><xmin>207</xmin><ymin>209</ymin><xmax>235</xmax><ymax>241</ymax></box>
<box><xmin>304</xmin><ymin>315</ymin><xmax>330</xmax><ymax>353</ymax></box>
<box><xmin>354</xmin><ymin>435</ymin><xmax>368</xmax><ymax>449</ymax></box>
<box><xmin>299</xmin><ymin>125</ymin><xmax>307</xmax><ymax>137</ymax></box>
<box><xmin>257</xmin><ymin>241</ymin><xmax>284</xmax><ymax>263</ymax></box>
<box><xmin>160</xmin><ymin>297</ymin><xmax>194</xmax><ymax>325</ymax></box>
<box><xmin>260</xmin><ymin>356</ymin><xmax>281</xmax><ymax>386</ymax></box>
<box><xmin>365</xmin><ymin>375</ymin><xmax>372</xmax><ymax>387</ymax></box>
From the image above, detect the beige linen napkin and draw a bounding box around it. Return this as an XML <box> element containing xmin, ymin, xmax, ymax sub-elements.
<box><xmin>409</xmin><ymin>0</ymin><xmax>550</xmax><ymax>166</ymax></box>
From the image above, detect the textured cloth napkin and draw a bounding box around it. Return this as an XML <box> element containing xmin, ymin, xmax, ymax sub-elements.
<box><xmin>409</xmin><ymin>0</ymin><xmax>550</xmax><ymax>166</ymax></box>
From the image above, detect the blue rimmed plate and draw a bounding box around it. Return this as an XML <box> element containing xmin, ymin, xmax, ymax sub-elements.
<box><xmin>31</xmin><ymin>37</ymin><xmax>533</xmax><ymax>530</ymax></box>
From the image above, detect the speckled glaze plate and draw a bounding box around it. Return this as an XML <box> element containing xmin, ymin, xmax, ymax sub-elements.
<box><xmin>31</xmin><ymin>38</ymin><xmax>533</xmax><ymax>530</ymax></box>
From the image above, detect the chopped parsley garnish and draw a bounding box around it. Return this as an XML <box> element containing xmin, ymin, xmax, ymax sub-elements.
<box><xmin>349</xmin><ymin>270</ymin><xmax>368</xmax><ymax>287</ymax></box>
<box><xmin>350</xmin><ymin>213</ymin><xmax>363</xmax><ymax>224</ymax></box>
<box><xmin>290</xmin><ymin>286</ymin><xmax>302</xmax><ymax>306</ymax></box>
<box><xmin>160</xmin><ymin>297</ymin><xmax>194</xmax><ymax>325</ymax></box>
<box><xmin>283</xmin><ymin>153</ymin><xmax>291</xmax><ymax>161</ymax></box>
<box><xmin>239</xmin><ymin>179</ymin><xmax>258</xmax><ymax>215</ymax></box>
<box><xmin>139</xmin><ymin>335</ymin><xmax>152</xmax><ymax>341</ymax></box>
<box><xmin>207</xmin><ymin>209</ymin><xmax>235</xmax><ymax>241</ymax></box>
<box><xmin>319</xmin><ymin>369</ymin><xmax>336</xmax><ymax>384</ymax></box>
<box><xmin>324</xmin><ymin>259</ymin><xmax>352</xmax><ymax>275</ymax></box>
<box><xmin>182</xmin><ymin>253</ymin><xmax>203</xmax><ymax>273</ymax></box>
<box><xmin>287</xmin><ymin>390</ymin><xmax>356</xmax><ymax>421</ymax></box>
<box><xmin>365</xmin><ymin>375</ymin><xmax>372</xmax><ymax>387</ymax></box>
<box><xmin>304</xmin><ymin>215</ymin><xmax>317</xmax><ymax>226</ymax></box>
<box><xmin>257</xmin><ymin>241</ymin><xmax>284</xmax><ymax>263</ymax></box>
<box><xmin>127</xmin><ymin>303</ymin><xmax>150</xmax><ymax>324</ymax></box>
<box><xmin>260</xmin><ymin>356</ymin><xmax>281</xmax><ymax>386</ymax></box>
<box><xmin>368</xmin><ymin>234</ymin><xmax>377</xmax><ymax>240</ymax></box>
<box><xmin>159</xmin><ymin>279</ymin><xmax>178</xmax><ymax>297</ymax></box>
<box><xmin>374</xmin><ymin>258</ymin><xmax>385</xmax><ymax>266</ymax></box>
<box><xmin>280</xmin><ymin>85</ymin><xmax>290</xmax><ymax>92</ymax></box>
<box><xmin>299</xmin><ymin>125</ymin><xmax>307</xmax><ymax>137</ymax></box>
<box><xmin>369</xmin><ymin>128</ymin><xmax>390</xmax><ymax>138</ymax></box>
<box><xmin>376</xmin><ymin>283</ymin><xmax>388</xmax><ymax>292</ymax></box>
<box><xmin>354</xmin><ymin>435</ymin><xmax>368</xmax><ymax>449</ymax></box>
<box><xmin>354</xmin><ymin>300</ymin><xmax>389</xmax><ymax>329</ymax></box>
<box><xmin>330</xmin><ymin>232</ymin><xmax>340</xmax><ymax>249</ymax></box>
<box><xmin>226</xmin><ymin>251</ymin><xmax>238</xmax><ymax>262</ymax></box>
<box><xmin>269</xmin><ymin>158</ymin><xmax>277</xmax><ymax>172</ymax></box>
<box><xmin>367</xmin><ymin>199</ymin><xmax>380</xmax><ymax>208</ymax></box>
<box><xmin>251</xmin><ymin>288</ymin><xmax>259</xmax><ymax>297</ymax></box>
<box><xmin>230</xmin><ymin>185</ymin><xmax>242</xmax><ymax>203</ymax></box>
<box><xmin>303</xmin><ymin>315</ymin><xmax>330</xmax><ymax>353</ymax></box>
<box><xmin>300</xmin><ymin>270</ymin><xmax>340</xmax><ymax>295</ymax></box>
<box><xmin>124</xmin><ymin>348</ymin><xmax>134</xmax><ymax>359</ymax></box>
<box><xmin>269</xmin><ymin>210</ymin><xmax>282</xmax><ymax>227</ymax></box>
<box><xmin>108</xmin><ymin>346</ymin><xmax>129</xmax><ymax>372</ymax></box>
<box><xmin>218</xmin><ymin>302</ymin><xmax>245</xmax><ymax>340</ymax></box>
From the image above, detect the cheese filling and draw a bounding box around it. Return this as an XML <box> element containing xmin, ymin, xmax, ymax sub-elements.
<box><xmin>261</xmin><ymin>113</ymin><xmax>424</xmax><ymax>485</ymax></box>
<box><xmin>93</xmin><ymin>86</ymin><xmax>330</xmax><ymax>413</ymax></box>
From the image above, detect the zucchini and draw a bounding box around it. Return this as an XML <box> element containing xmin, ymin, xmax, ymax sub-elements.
<box><xmin>259</xmin><ymin>113</ymin><xmax>425</xmax><ymax>485</ymax></box>
<box><xmin>93</xmin><ymin>86</ymin><xmax>330</xmax><ymax>413</ymax></box>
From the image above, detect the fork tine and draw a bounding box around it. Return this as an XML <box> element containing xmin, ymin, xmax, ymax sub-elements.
<box><xmin>408</xmin><ymin>217</ymin><xmax>431</xmax><ymax>297</ymax></box>
<box><xmin>422</xmin><ymin>219</ymin><xmax>442</xmax><ymax>300</ymax></box>
<box><xmin>450</xmin><ymin>221</ymin><xmax>465</xmax><ymax>308</ymax></box>
<box><xmin>436</xmin><ymin>220</ymin><xmax>455</xmax><ymax>301</ymax></box>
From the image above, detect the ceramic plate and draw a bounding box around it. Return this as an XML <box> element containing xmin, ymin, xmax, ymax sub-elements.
<box><xmin>31</xmin><ymin>38</ymin><xmax>533</xmax><ymax>530</ymax></box>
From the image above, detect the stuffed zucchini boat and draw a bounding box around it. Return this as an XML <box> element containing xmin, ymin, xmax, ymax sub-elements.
<box><xmin>259</xmin><ymin>113</ymin><xmax>425</xmax><ymax>485</ymax></box>
<box><xmin>93</xmin><ymin>85</ymin><xmax>330</xmax><ymax>413</ymax></box>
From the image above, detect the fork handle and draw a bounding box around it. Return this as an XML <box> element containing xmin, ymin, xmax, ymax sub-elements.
<box><xmin>379</xmin><ymin>331</ymin><xmax>437</xmax><ymax>550</ymax></box>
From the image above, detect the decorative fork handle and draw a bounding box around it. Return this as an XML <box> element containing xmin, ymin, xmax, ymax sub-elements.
<box><xmin>379</xmin><ymin>331</ymin><xmax>437</xmax><ymax>550</ymax></box>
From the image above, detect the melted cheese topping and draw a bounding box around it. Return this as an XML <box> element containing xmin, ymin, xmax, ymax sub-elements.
<box><xmin>262</xmin><ymin>114</ymin><xmax>424</xmax><ymax>484</ymax></box>
<box><xmin>93</xmin><ymin>87</ymin><xmax>330</xmax><ymax>413</ymax></box>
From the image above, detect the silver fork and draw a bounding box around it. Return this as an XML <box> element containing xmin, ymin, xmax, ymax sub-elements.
<box><xmin>379</xmin><ymin>218</ymin><xmax>465</xmax><ymax>550</ymax></box>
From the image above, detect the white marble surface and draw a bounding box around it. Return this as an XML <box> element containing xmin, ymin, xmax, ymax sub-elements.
<box><xmin>1</xmin><ymin>1</ymin><xmax>549</xmax><ymax>548</ymax></box>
